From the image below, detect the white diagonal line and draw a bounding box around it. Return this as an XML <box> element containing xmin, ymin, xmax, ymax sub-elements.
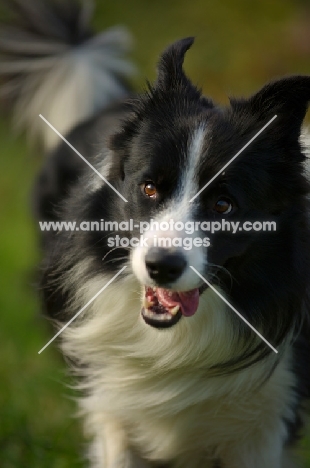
<box><xmin>39</xmin><ymin>114</ymin><xmax>128</xmax><ymax>203</ymax></box>
<box><xmin>189</xmin><ymin>115</ymin><xmax>277</xmax><ymax>203</ymax></box>
<box><xmin>190</xmin><ymin>266</ymin><xmax>278</xmax><ymax>354</ymax></box>
<box><xmin>38</xmin><ymin>266</ymin><xmax>127</xmax><ymax>354</ymax></box>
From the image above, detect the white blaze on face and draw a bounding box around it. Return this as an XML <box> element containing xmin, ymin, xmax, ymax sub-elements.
<box><xmin>180</xmin><ymin>125</ymin><xmax>206</xmax><ymax>205</ymax></box>
<box><xmin>132</xmin><ymin>125</ymin><xmax>208</xmax><ymax>290</ymax></box>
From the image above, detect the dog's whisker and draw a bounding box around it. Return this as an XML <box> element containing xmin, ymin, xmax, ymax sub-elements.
<box><xmin>207</xmin><ymin>263</ymin><xmax>236</xmax><ymax>289</ymax></box>
<box><xmin>102</xmin><ymin>246</ymin><xmax>131</xmax><ymax>264</ymax></box>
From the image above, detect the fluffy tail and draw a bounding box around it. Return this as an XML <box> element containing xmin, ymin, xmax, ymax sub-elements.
<box><xmin>0</xmin><ymin>0</ymin><xmax>135</xmax><ymax>151</ymax></box>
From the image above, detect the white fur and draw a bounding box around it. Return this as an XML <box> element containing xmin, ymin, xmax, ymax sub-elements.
<box><xmin>88</xmin><ymin>151</ymin><xmax>114</xmax><ymax>193</ymax></box>
<box><xmin>301</xmin><ymin>130</ymin><xmax>310</xmax><ymax>179</ymax></box>
<box><xmin>181</xmin><ymin>125</ymin><xmax>206</xmax><ymax>204</ymax></box>
<box><xmin>5</xmin><ymin>27</ymin><xmax>135</xmax><ymax>151</ymax></box>
<box><xmin>60</xmin><ymin>263</ymin><xmax>297</xmax><ymax>468</ymax></box>
<box><xmin>131</xmin><ymin>212</ymin><xmax>207</xmax><ymax>291</ymax></box>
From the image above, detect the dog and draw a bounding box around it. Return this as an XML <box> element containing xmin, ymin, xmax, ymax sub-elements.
<box><xmin>2</xmin><ymin>1</ymin><xmax>310</xmax><ymax>467</ymax></box>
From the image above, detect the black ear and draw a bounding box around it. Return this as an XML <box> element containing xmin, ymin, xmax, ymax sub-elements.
<box><xmin>231</xmin><ymin>76</ymin><xmax>310</xmax><ymax>140</ymax></box>
<box><xmin>156</xmin><ymin>37</ymin><xmax>194</xmax><ymax>90</ymax></box>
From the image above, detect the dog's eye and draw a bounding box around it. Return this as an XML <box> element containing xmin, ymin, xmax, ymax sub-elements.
<box><xmin>214</xmin><ymin>198</ymin><xmax>233</xmax><ymax>214</ymax></box>
<box><xmin>143</xmin><ymin>182</ymin><xmax>157</xmax><ymax>198</ymax></box>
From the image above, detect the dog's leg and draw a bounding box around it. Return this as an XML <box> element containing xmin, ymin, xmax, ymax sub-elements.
<box><xmin>88</xmin><ymin>420</ymin><xmax>151</xmax><ymax>468</ymax></box>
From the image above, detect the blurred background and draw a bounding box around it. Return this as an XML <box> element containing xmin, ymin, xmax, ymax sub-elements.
<box><xmin>1</xmin><ymin>0</ymin><xmax>310</xmax><ymax>466</ymax></box>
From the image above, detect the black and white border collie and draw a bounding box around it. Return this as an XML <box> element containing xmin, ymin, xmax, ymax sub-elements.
<box><xmin>2</xmin><ymin>1</ymin><xmax>310</xmax><ymax>467</ymax></box>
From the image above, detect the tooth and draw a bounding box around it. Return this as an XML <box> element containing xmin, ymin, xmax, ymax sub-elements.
<box><xmin>143</xmin><ymin>298</ymin><xmax>154</xmax><ymax>308</ymax></box>
<box><xmin>169</xmin><ymin>305</ymin><xmax>180</xmax><ymax>316</ymax></box>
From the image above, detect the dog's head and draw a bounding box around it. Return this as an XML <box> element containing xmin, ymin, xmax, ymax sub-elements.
<box><xmin>105</xmin><ymin>38</ymin><xmax>310</xmax><ymax>355</ymax></box>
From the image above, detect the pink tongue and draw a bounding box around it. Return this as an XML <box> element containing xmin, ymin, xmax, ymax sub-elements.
<box><xmin>156</xmin><ymin>288</ymin><xmax>200</xmax><ymax>317</ymax></box>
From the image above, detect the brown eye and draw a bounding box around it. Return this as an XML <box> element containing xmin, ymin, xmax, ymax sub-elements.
<box><xmin>144</xmin><ymin>182</ymin><xmax>157</xmax><ymax>198</ymax></box>
<box><xmin>214</xmin><ymin>198</ymin><xmax>233</xmax><ymax>214</ymax></box>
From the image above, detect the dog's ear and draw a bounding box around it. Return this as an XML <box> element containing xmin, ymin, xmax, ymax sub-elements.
<box><xmin>156</xmin><ymin>37</ymin><xmax>195</xmax><ymax>91</ymax></box>
<box><xmin>155</xmin><ymin>36</ymin><xmax>213</xmax><ymax>107</ymax></box>
<box><xmin>155</xmin><ymin>37</ymin><xmax>214</xmax><ymax>107</ymax></box>
<box><xmin>231</xmin><ymin>76</ymin><xmax>310</xmax><ymax>141</ymax></box>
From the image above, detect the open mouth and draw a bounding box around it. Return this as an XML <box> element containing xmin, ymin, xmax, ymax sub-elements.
<box><xmin>141</xmin><ymin>286</ymin><xmax>205</xmax><ymax>328</ymax></box>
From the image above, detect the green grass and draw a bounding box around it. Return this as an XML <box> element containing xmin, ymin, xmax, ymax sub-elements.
<box><xmin>1</xmin><ymin>0</ymin><xmax>310</xmax><ymax>466</ymax></box>
<box><xmin>0</xmin><ymin>121</ymin><xmax>84</xmax><ymax>468</ymax></box>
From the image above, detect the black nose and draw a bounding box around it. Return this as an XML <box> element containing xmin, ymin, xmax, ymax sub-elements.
<box><xmin>145</xmin><ymin>247</ymin><xmax>187</xmax><ymax>284</ymax></box>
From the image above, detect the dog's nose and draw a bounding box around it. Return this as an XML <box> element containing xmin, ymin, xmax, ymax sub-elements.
<box><xmin>145</xmin><ymin>247</ymin><xmax>187</xmax><ymax>284</ymax></box>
